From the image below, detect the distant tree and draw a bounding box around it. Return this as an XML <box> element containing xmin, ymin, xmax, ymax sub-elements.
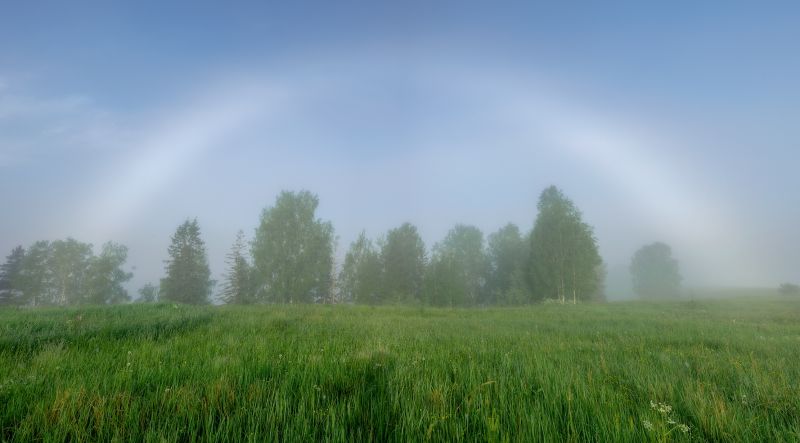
<box><xmin>86</xmin><ymin>242</ymin><xmax>133</xmax><ymax>304</ymax></box>
<box><xmin>339</xmin><ymin>231</ymin><xmax>382</xmax><ymax>304</ymax></box>
<box><xmin>49</xmin><ymin>238</ymin><xmax>93</xmax><ymax>305</ymax></box>
<box><xmin>380</xmin><ymin>223</ymin><xmax>426</xmax><ymax>303</ymax></box>
<box><xmin>19</xmin><ymin>241</ymin><xmax>53</xmax><ymax>306</ymax></box>
<box><xmin>590</xmin><ymin>262</ymin><xmax>608</xmax><ymax>302</ymax></box>
<box><xmin>486</xmin><ymin>223</ymin><xmax>529</xmax><ymax>304</ymax></box>
<box><xmin>251</xmin><ymin>190</ymin><xmax>335</xmax><ymax>303</ymax></box>
<box><xmin>528</xmin><ymin>186</ymin><xmax>603</xmax><ymax>304</ymax></box>
<box><xmin>426</xmin><ymin>224</ymin><xmax>487</xmax><ymax>306</ymax></box>
<box><xmin>221</xmin><ymin>230</ymin><xmax>254</xmax><ymax>304</ymax></box>
<box><xmin>160</xmin><ymin>218</ymin><xmax>212</xmax><ymax>304</ymax></box>
<box><xmin>778</xmin><ymin>283</ymin><xmax>800</xmax><ymax>296</ymax></box>
<box><xmin>0</xmin><ymin>246</ymin><xmax>25</xmax><ymax>306</ymax></box>
<box><xmin>630</xmin><ymin>242</ymin><xmax>682</xmax><ymax>299</ymax></box>
<box><xmin>138</xmin><ymin>283</ymin><xmax>159</xmax><ymax>303</ymax></box>
<box><xmin>424</xmin><ymin>253</ymin><xmax>461</xmax><ymax>306</ymax></box>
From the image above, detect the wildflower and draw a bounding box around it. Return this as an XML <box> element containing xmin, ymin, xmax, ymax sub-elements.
<box><xmin>667</xmin><ymin>417</ymin><xmax>676</xmax><ymax>425</ymax></box>
<box><xmin>643</xmin><ymin>420</ymin><xmax>653</xmax><ymax>431</ymax></box>
<box><xmin>678</xmin><ymin>424</ymin><xmax>690</xmax><ymax>433</ymax></box>
<box><xmin>650</xmin><ymin>400</ymin><xmax>672</xmax><ymax>415</ymax></box>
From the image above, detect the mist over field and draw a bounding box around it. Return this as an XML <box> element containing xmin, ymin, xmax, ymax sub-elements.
<box><xmin>2</xmin><ymin>2</ymin><xmax>800</xmax><ymax>442</ymax></box>
<box><xmin>1</xmin><ymin>3</ymin><xmax>799</xmax><ymax>300</ymax></box>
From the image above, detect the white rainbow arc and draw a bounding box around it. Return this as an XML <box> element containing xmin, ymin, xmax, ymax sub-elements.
<box><xmin>82</xmin><ymin>81</ymin><xmax>282</xmax><ymax>238</ymax></box>
<box><xmin>81</xmin><ymin>61</ymin><xmax>769</xmax><ymax>286</ymax></box>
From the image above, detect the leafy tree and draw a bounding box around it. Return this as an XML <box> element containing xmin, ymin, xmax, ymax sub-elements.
<box><xmin>222</xmin><ymin>230</ymin><xmax>254</xmax><ymax>304</ymax></box>
<box><xmin>86</xmin><ymin>242</ymin><xmax>133</xmax><ymax>304</ymax></box>
<box><xmin>630</xmin><ymin>242</ymin><xmax>681</xmax><ymax>299</ymax></box>
<box><xmin>528</xmin><ymin>186</ymin><xmax>603</xmax><ymax>304</ymax></box>
<box><xmin>49</xmin><ymin>238</ymin><xmax>93</xmax><ymax>305</ymax></box>
<box><xmin>486</xmin><ymin>223</ymin><xmax>529</xmax><ymax>304</ymax></box>
<box><xmin>778</xmin><ymin>283</ymin><xmax>800</xmax><ymax>295</ymax></box>
<box><xmin>339</xmin><ymin>231</ymin><xmax>382</xmax><ymax>304</ymax></box>
<box><xmin>251</xmin><ymin>190</ymin><xmax>335</xmax><ymax>303</ymax></box>
<box><xmin>424</xmin><ymin>253</ymin><xmax>461</xmax><ymax>306</ymax></box>
<box><xmin>138</xmin><ymin>283</ymin><xmax>159</xmax><ymax>303</ymax></box>
<box><xmin>380</xmin><ymin>223</ymin><xmax>426</xmax><ymax>303</ymax></box>
<box><xmin>426</xmin><ymin>224</ymin><xmax>486</xmax><ymax>306</ymax></box>
<box><xmin>160</xmin><ymin>218</ymin><xmax>212</xmax><ymax>304</ymax></box>
<box><xmin>0</xmin><ymin>246</ymin><xmax>25</xmax><ymax>306</ymax></box>
<box><xmin>19</xmin><ymin>241</ymin><xmax>53</xmax><ymax>306</ymax></box>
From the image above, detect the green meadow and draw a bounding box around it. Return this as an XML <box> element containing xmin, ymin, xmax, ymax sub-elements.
<box><xmin>1</xmin><ymin>296</ymin><xmax>799</xmax><ymax>442</ymax></box>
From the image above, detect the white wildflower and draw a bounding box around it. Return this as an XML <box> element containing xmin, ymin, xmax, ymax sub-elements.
<box><xmin>678</xmin><ymin>424</ymin><xmax>690</xmax><ymax>433</ymax></box>
<box><xmin>650</xmin><ymin>401</ymin><xmax>672</xmax><ymax>415</ymax></box>
<box><xmin>643</xmin><ymin>420</ymin><xmax>653</xmax><ymax>431</ymax></box>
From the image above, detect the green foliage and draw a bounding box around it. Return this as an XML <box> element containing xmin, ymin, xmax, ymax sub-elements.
<box><xmin>0</xmin><ymin>246</ymin><xmax>25</xmax><ymax>306</ymax></box>
<box><xmin>49</xmin><ymin>238</ymin><xmax>94</xmax><ymax>305</ymax></box>
<box><xmin>160</xmin><ymin>218</ymin><xmax>212</xmax><ymax>305</ymax></box>
<box><xmin>425</xmin><ymin>224</ymin><xmax>487</xmax><ymax>306</ymax></box>
<box><xmin>137</xmin><ymin>283</ymin><xmax>159</xmax><ymax>303</ymax></box>
<box><xmin>221</xmin><ymin>230</ymin><xmax>254</xmax><ymax>304</ymax></box>
<box><xmin>251</xmin><ymin>190</ymin><xmax>335</xmax><ymax>303</ymax></box>
<box><xmin>1</xmin><ymin>240</ymin><xmax>133</xmax><ymax>306</ymax></box>
<box><xmin>2</xmin><ymin>297</ymin><xmax>799</xmax><ymax>441</ymax></box>
<box><xmin>379</xmin><ymin>223</ymin><xmax>426</xmax><ymax>303</ymax></box>
<box><xmin>630</xmin><ymin>242</ymin><xmax>682</xmax><ymax>299</ymax></box>
<box><xmin>18</xmin><ymin>241</ymin><xmax>54</xmax><ymax>306</ymax></box>
<box><xmin>528</xmin><ymin>186</ymin><xmax>603</xmax><ymax>303</ymax></box>
<box><xmin>486</xmin><ymin>223</ymin><xmax>529</xmax><ymax>304</ymax></box>
<box><xmin>338</xmin><ymin>231</ymin><xmax>382</xmax><ymax>304</ymax></box>
<box><xmin>86</xmin><ymin>242</ymin><xmax>133</xmax><ymax>304</ymax></box>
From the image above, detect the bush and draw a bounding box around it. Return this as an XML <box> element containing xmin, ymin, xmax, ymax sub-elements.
<box><xmin>778</xmin><ymin>283</ymin><xmax>800</xmax><ymax>295</ymax></box>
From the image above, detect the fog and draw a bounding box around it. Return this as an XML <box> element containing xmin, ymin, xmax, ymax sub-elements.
<box><xmin>1</xmin><ymin>3</ymin><xmax>798</xmax><ymax>300</ymax></box>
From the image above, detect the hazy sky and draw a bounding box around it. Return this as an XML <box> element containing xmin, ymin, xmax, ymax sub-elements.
<box><xmin>1</xmin><ymin>1</ymin><xmax>799</xmax><ymax>298</ymax></box>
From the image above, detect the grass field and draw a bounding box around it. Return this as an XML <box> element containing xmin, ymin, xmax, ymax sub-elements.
<box><xmin>1</xmin><ymin>297</ymin><xmax>799</xmax><ymax>442</ymax></box>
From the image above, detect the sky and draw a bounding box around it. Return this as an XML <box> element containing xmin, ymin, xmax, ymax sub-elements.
<box><xmin>1</xmin><ymin>1</ymin><xmax>799</xmax><ymax>299</ymax></box>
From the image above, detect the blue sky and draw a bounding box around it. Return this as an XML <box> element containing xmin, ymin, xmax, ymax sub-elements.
<box><xmin>1</xmin><ymin>1</ymin><xmax>799</xmax><ymax>297</ymax></box>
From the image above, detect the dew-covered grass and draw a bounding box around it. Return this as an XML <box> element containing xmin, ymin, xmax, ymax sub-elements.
<box><xmin>1</xmin><ymin>296</ymin><xmax>799</xmax><ymax>441</ymax></box>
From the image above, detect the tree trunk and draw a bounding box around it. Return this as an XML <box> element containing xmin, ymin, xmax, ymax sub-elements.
<box><xmin>572</xmin><ymin>266</ymin><xmax>577</xmax><ymax>305</ymax></box>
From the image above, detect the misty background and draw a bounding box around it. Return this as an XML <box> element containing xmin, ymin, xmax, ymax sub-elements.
<box><xmin>1</xmin><ymin>2</ymin><xmax>798</xmax><ymax>299</ymax></box>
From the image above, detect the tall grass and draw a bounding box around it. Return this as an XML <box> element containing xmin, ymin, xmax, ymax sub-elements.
<box><xmin>1</xmin><ymin>297</ymin><xmax>799</xmax><ymax>441</ymax></box>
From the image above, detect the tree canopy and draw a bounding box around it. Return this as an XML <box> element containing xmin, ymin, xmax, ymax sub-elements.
<box><xmin>486</xmin><ymin>223</ymin><xmax>529</xmax><ymax>305</ymax></box>
<box><xmin>160</xmin><ymin>218</ymin><xmax>212</xmax><ymax>304</ymax></box>
<box><xmin>630</xmin><ymin>242</ymin><xmax>682</xmax><ymax>299</ymax></box>
<box><xmin>221</xmin><ymin>230</ymin><xmax>254</xmax><ymax>304</ymax></box>
<box><xmin>426</xmin><ymin>224</ymin><xmax>487</xmax><ymax>306</ymax></box>
<box><xmin>251</xmin><ymin>190</ymin><xmax>334</xmax><ymax>303</ymax></box>
<box><xmin>380</xmin><ymin>223</ymin><xmax>426</xmax><ymax>303</ymax></box>
<box><xmin>339</xmin><ymin>231</ymin><xmax>382</xmax><ymax>304</ymax></box>
<box><xmin>528</xmin><ymin>186</ymin><xmax>604</xmax><ymax>303</ymax></box>
<box><xmin>0</xmin><ymin>240</ymin><xmax>132</xmax><ymax>306</ymax></box>
<box><xmin>0</xmin><ymin>246</ymin><xmax>25</xmax><ymax>306</ymax></box>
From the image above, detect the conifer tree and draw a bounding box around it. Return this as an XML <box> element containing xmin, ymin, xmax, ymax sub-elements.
<box><xmin>161</xmin><ymin>218</ymin><xmax>212</xmax><ymax>304</ymax></box>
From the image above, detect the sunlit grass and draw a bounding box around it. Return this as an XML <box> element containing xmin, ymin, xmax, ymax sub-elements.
<box><xmin>1</xmin><ymin>297</ymin><xmax>799</xmax><ymax>441</ymax></box>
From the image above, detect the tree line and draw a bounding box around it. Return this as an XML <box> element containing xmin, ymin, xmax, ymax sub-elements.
<box><xmin>0</xmin><ymin>185</ymin><xmax>687</xmax><ymax>307</ymax></box>
<box><xmin>215</xmin><ymin>186</ymin><xmax>604</xmax><ymax>306</ymax></box>
<box><xmin>0</xmin><ymin>240</ymin><xmax>132</xmax><ymax>306</ymax></box>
